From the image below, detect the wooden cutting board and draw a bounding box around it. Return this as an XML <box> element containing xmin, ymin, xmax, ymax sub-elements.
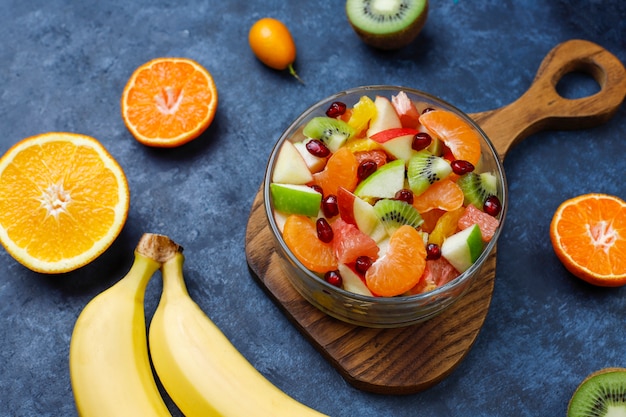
<box><xmin>245</xmin><ymin>40</ymin><xmax>626</xmax><ymax>395</ymax></box>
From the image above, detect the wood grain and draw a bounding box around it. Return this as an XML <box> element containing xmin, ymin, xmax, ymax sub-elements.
<box><xmin>245</xmin><ymin>40</ymin><xmax>626</xmax><ymax>394</ymax></box>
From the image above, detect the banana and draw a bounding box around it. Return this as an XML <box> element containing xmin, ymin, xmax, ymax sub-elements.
<box><xmin>148</xmin><ymin>249</ymin><xmax>329</xmax><ymax>417</ymax></box>
<box><xmin>69</xmin><ymin>234</ymin><xmax>180</xmax><ymax>417</ymax></box>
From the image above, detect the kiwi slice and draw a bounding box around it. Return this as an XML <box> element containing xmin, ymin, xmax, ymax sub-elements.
<box><xmin>373</xmin><ymin>198</ymin><xmax>423</xmax><ymax>235</ymax></box>
<box><xmin>345</xmin><ymin>0</ymin><xmax>429</xmax><ymax>50</ymax></box>
<box><xmin>302</xmin><ymin>117</ymin><xmax>355</xmax><ymax>153</ymax></box>
<box><xmin>407</xmin><ymin>151</ymin><xmax>452</xmax><ymax>196</ymax></box>
<box><xmin>568</xmin><ymin>367</ymin><xmax>626</xmax><ymax>417</ymax></box>
<box><xmin>456</xmin><ymin>171</ymin><xmax>498</xmax><ymax>209</ymax></box>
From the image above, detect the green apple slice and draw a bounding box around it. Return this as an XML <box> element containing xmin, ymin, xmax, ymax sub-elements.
<box><xmin>354</xmin><ymin>159</ymin><xmax>405</xmax><ymax>200</ymax></box>
<box><xmin>270</xmin><ymin>183</ymin><xmax>321</xmax><ymax>217</ymax></box>
<box><xmin>272</xmin><ymin>140</ymin><xmax>313</xmax><ymax>185</ymax></box>
<box><xmin>441</xmin><ymin>224</ymin><xmax>483</xmax><ymax>273</ymax></box>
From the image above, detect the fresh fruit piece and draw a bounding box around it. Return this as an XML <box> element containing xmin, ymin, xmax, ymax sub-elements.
<box><xmin>365</xmin><ymin>225</ymin><xmax>427</xmax><ymax>297</ymax></box>
<box><xmin>344</xmin><ymin>137</ymin><xmax>383</xmax><ymax>153</ymax></box>
<box><xmin>367</xmin><ymin>96</ymin><xmax>402</xmax><ymax>137</ymax></box>
<box><xmin>440</xmin><ymin>224</ymin><xmax>483</xmax><ymax>273</ymax></box>
<box><xmin>293</xmin><ymin>140</ymin><xmax>327</xmax><ymax>174</ymax></box>
<box><xmin>312</xmin><ymin>146</ymin><xmax>359</xmax><ymax>196</ymax></box>
<box><xmin>121</xmin><ymin>57</ymin><xmax>218</xmax><ymax>147</ymax></box>
<box><xmin>391</xmin><ymin>91</ymin><xmax>421</xmax><ymax>128</ymax></box>
<box><xmin>338</xmin><ymin>263</ymin><xmax>374</xmax><ymax>296</ymax></box>
<box><xmin>0</xmin><ymin>132</ymin><xmax>129</xmax><ymax>273</ymax></box>
<box><xmin>332</xmin><ymin>218</ymin><xmax>379</xmax><ymax>264</ymax></box>
<box><xmin>457</xmin><ymin>171</ymin><xmax>499</xmax><ymax>209</ymax></box>
<box><xmin>373</xmin><ymin>198</ymin><xmax>423</xmax><ymax>235</ymax></box>
<box><xmin>408</xmin><ymin>257</ymin><xmax>458</xmax><ymax>294</ymax></box>
<box><xmin>345</xmin><ymin>0</ymin><xmax>429</xmax><ymax>50</ymax></box>
<box><xmin>272</xmin><ymin>140</ymin><xmax>314</xmax><ymax>184</ymax></box>
<box><xmin>347</xmin><ymin>95</ymin><xmax>377</xmax><ymax>135</ymax></box>
<box><xmin>337</xmin><ymin>186</ymin><xmax>387</xmax><ymax>242</ymax></box>
<box><xmin>407</xmin><ymin>151</ymin><xmax>452</xmax><ymax>196</ymax></box>
<box><xmin>70</xmin><ymin>234</ymin><xmax>175</xmax><ymax>417</ymax></box>
<box><xmin>420</xmin><ymin>208</ymin><xmax>445</xmax><ymax>234</ymax></box>
<box><xmin>567</xmin><ymin>367</ymin><xmax>626</xmax><ymax>417</ymax></box>
<box><xmin>412</xmin><ymin>178</ymin><xmax>465</xmax><ymax>213</ymax></box>
<box><xmin>248</xmin><ymin>17</ymin><xmax>303</xmax><ymax>83</ymax></box>
<box><xmin>419</xmin><ymin>109</ymin><xmax>481</xmax><ymax>166</ymax></box>
<box><xmin>270</xmin><ymin>183</ymin><xmax>322</xmax><ymax>217</ymax></box>
<box><xmin>354</xmin><ymin>149</ymin><xmax>388</xmax><ymax>168</ymax></box>
<box><xmin>283</xmin><ymin>215</ymin><xmax>337</xmax><ymax>273</ymax></box>
<box><xmin>303</xmin><ymin>117</ymin><xmax>355</xmax><ymax>152</ymax></box>
<box><xmin>458</xmin><ymin>204</ymin><xmax>500</xmax><ymax>242</ymax></box>
<box><xmin>370</xmin><ymin>127</ymin><xmax>419</xmax><ymax>161</ymax></box>
<box><xmin>550</xmin><ymin>193</ymin><xmax>626</xmax><ymax>287</ymax></box>
<box><xmin>149</xmin><ymin>242</ymin><xmax>329</xmax><ymax>417</ymax></box>
<box><xmin>428</xmin><ymin>207</ymin><xmax>464</xmax><ymax>246</ymax></box>
<box><xmin>354</xmin><ymin>158</ymin><xmax>405</xmax><ymax>200</ymax></box>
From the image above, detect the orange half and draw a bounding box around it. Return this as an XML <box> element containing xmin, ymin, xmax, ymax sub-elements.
<box><xmin>550</xmin><ymin>193</ymin><xmax>626</xmax><ymax>287</ymax></box>
<box><xmin>0</xmin><ymin>132</ymin><xmax>130</xmax><ymax>273</ymax></box>
<box><xmin>121</xmin><ymin>57</ymin><xmax>218</xmax><ymax>147</ymax></box>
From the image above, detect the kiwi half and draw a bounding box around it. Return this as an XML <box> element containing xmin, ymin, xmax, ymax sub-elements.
<box><xmin>303</xmin><ymin>117</ymin><xmax>355</xmax><ymax>152</ymax></box>
<box><xmin>373</xmin><ymin>198</ymin><xmax>423</xmax><ymax>235</ymax></box>
<box><xmin>568</xmin><ymin>367</ymin><xmax>626</xmax><ymax>417</ymax></box>
<box><xmin>345</xmin><ymin>0</ymin><xmax>429</xmax><ymax>50</ymax></box>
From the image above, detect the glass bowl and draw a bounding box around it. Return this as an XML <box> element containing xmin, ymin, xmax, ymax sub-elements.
<box><xmin>263</xmin><ymin>86</ymin><xmax>507</xmax><ymax>328</ymax></box>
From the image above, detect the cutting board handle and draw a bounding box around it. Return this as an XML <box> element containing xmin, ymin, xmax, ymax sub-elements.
<box><xmin>471</xmin><ymin>39</ymin><xmax>626</xmax><ymax>160</ymax></box>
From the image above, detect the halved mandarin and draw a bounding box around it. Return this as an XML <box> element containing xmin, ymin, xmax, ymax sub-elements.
<box><xmin>365</xmin><ymin>225</ymin><xmax>426</xmax><ymax>297</ymax></box>
<box><xmin>550</xmin><ymin>193</ymin><xmax>626</xmax><ymax>287</ymax></box>
<box><xmin>121</xmin><ymin>57</ymin><xmax>218</xmax><ymax>148</ymax></box>
<box><xmin>419</xmin><ymin>109</ymin><xmax>482</xmax><ymax>167</ymax></box>
<box><xmin>282</xmin><ymin>214</ymin><xmax>337</xmax><ymax>273</ymax></box>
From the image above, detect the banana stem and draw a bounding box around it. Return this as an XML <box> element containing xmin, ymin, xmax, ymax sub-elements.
<box><xmin>160</xmin><ymin>252</ymin><xmax>189</xmax><ymax>300</ymax></box>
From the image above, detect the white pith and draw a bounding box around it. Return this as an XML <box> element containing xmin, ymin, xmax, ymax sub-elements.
<box><xmin>155</xmin><ymin>86</ymin><xmax>183</xmax><ymax>115</ymax></box>
<box><xmin>587</xmin><ymin>220</ymin><xmax>618</xmax><ymax>253</ymax></box>
<box><xmin>39</xmin><ymin>182</ymin><xmax>71</xmax><ymax>218</ymax></box>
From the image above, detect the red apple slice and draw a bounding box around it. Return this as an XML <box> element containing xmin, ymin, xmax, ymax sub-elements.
<box><xmin>369</xmin><ymin>127</ymin><xmax>420</xmax><ymax>143</ymax></box>
<box><xmin>337</xmin><ymin>186</ymin><xmax>387</xmax><ymax>242</ymax></box>
<box><xmin>367</xmin><ymin>96</ymin><xmax>401</xmax><ymax>137</ymax></box>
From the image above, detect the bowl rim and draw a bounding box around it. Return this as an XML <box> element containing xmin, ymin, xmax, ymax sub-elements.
<box><xmin>263</xmin><ymin>85</ymin><xmax>508</xmax><ymax>306</ymax></box>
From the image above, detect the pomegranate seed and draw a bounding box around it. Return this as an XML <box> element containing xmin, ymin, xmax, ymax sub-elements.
<box><xmin>426</xmin><ymin>243</ymin><xmax>441</xmax><ymax>260</ymax></box>
<box><xmin>355</xmin><ymin>256</ymin><xmax>373</xmax><ymax>274</ymax></box>
<box><xmin>394</xmin><ymin>189</ymin><xmax>414</xmax><ymax>205</ymax></box>
<box><xmin>422</xmin><ymin>107</ymin><xmax>436</xmax><ymax>114</ymax></box>
<box><xmin>309</xmin><ymin>184</ymin><xmax>323</xmax><ymax>195</ymax></box>
<box><xmin>450</xmin><ymin>159</ymin><xmax>475</xmax><ymax>175</ymax></box>
<box><xmin>484</xmin><ymin>195</ymin><xmax>502</xmax><ymax>217</ymax></box>
<box><xmin>316</xmin><ymin>218</ymin><xmax>334</xmax><ymax>243</ymax></box>
<box><xmin>305</xmin><ymin>139</ymin><xmax>330</xmax><ymax>158</ymax></box>
<box><xmin>326</xmin><ymin>101</ymin><xmax>347</xmax><ymax>118</ymax></box>
<box><xmin>324</xmin><ymin>270</ymin><xmax>343</xmax><ymax>287</ymax></box>
<box><xmin>322</xmin><ymin>194</ymin><xmax>339</xmax><ymax>218</ymax></box>
<box><xmin>412</xmin><ymin>132</ymin><xmax>432</xmax><ymax>151</ymax></box>
<box><xmin>357</xmin><ymin>159</ymin><xmax>377</xmax><ymax>181</ymax></box>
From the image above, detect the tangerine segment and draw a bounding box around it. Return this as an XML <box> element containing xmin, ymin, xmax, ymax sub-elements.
<box><xmin>412</xmin><ymin>179</ymin><xmax>465</xmax><ymax>214</ymax></box>
<box><xmin>419</xmin><ymin>109</ymin><xmax>481</xmax><ymax>166</ymax></box>
<box><xmin>312</xmin><ymin>147</ymin><xmax>359</xmax><ymax>196</ymax></box>
<box><xmin>282</xmin><ymin>215</ymin><xmax>337</xmax><ymax>273</ymax></box>
<box><xmin>121</xmin><ymin>57</ymin><xmax>218</xmax><ymax>147</ymax></box>
<box><xmin>365</xmin><ymin>225</ymin><xmax>426</xmax><ymax>297</ymax></box>
<box><xmin>0</xmin><ymin>132</ymin><xmax>130</xmax><ymax>273</ymax></box>
<box><xmin>550</xmin><ymin>193</ymin><xmax>626</xmax><ymax>287</ymax></box>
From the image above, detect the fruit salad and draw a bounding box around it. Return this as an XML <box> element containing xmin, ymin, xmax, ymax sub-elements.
<box><xmin>269</xmin><ymin>91</ymin><xmax>502</xmax><ymax>298</ymax></box>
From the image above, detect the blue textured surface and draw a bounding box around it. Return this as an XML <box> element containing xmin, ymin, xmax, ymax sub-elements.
<box><xmin>0</xmin><ymin>1</ymin><xmax>625</xmax><ymax>416</ymax></box>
